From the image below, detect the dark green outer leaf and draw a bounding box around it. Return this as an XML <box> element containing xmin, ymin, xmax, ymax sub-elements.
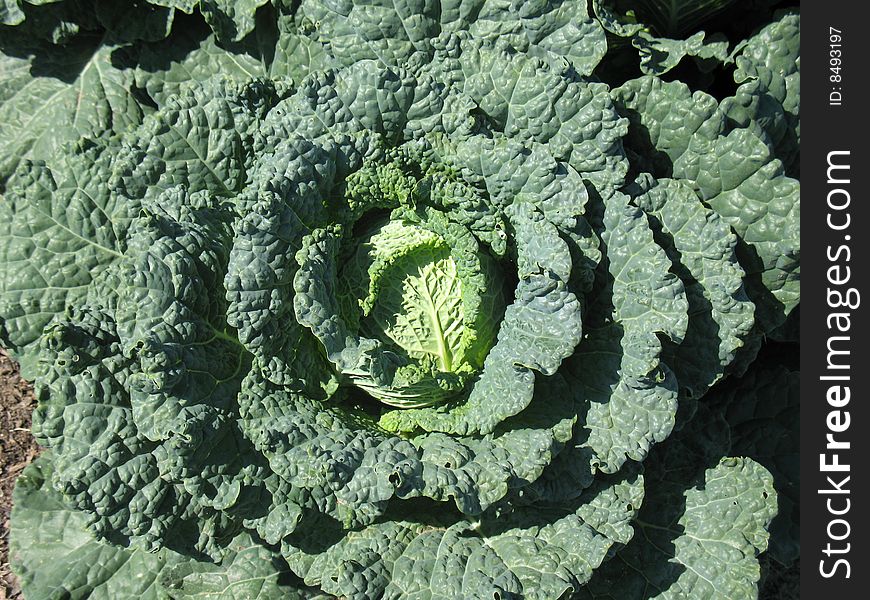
<box><xmin>11</xmin><ymin>456</ymin><xmax>326</xmax><ymax>599</ymax></box>
<box><xmin>0</xmin><ymin>38</ymin><xmax>147</xmax><ymax>188</ymax></box>
<box><xmin>612</xmin><ymin>76</ymin><xmax>799</xmax><ymax>333</ymax></box>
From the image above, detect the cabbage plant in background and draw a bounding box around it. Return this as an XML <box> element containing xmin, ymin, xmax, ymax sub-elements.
<box><xmin>0</xmin><ymin>1</ymin><xmax>799</xmax><ymax>598</ymax></box>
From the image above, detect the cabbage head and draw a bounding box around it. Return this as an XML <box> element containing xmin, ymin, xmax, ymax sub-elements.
<box><xmin>1</xmin><ymin>3</ymin><xmax>799</xmax><ymax>599</ymax></box>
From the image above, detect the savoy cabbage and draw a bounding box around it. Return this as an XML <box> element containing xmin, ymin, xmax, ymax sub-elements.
<box><xmin>0</xmin><ymin>1</ymin><xmax>799</xmax><ymax>598</ymax></box>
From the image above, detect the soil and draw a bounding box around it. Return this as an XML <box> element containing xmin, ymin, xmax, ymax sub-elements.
<box><xmin>0</xmin><ymin>349</ymin><xmax>38</xmax><ymax>600</ymax></box>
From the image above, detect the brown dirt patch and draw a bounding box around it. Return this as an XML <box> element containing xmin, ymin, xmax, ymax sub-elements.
<box><xmin>0</xmin><ymin>349</ymin><xmax>38</xmax><ymax>600</ymax></box>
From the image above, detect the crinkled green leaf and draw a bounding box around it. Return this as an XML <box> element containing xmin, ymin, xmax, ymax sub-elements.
<box><xmin>613</xmin><ymin>76</ymin><xmax>799</xmax><ymax>332</ymax></box>
<box><xmin>0</xmin><ymin>40</ymin><xmax>146</xmax><ymax>187</ymax></box>
<box><xmin>722</xmin><ymin>11</ymin><xmax>800</xmax><ymax>175</ymax></box>
<box><xmin>225</xmin><ymin>136</ymin><xmax>337</xmax><ymax>394</ymax></box>
<box><xmin>29</xmin><ymin>195</ymin><xmax>261</xmax><ymax>558</ymax></box>
<box><xmin>0</xmin><ymin>0</ymin><xmax>26</xmax><ymax>26</ymax></box>
<box><xmin>631</xmin><ymin>30</ymin><xmax>729</xmax><ymax>75</ymax></box>
<box><xmin>578</xmin><ymin>373</ymin><xmax>781</xmax><ymax>599</ymax></box>
<box><xmin>578</xmin><ymin>457</ymin><xmax>776</xmax><ymax>599</ymax></box>
<box><xmin>611</xmin><ymin>75</ymin><xmax>722</xmax><ymax>177</ymax></box>
<box><xmin>10</xmin><ymin>456</ymin><xmax>320</xmax><ymax>599</ymax></box>
<box><xmin>428</xmin><ymin>38</ymin><xmax>629</xmax><ymax>192</ymax></box>
<box><xmin>427</xmin><ymin>134</ymin><xmax>603</xmax><ymax>293</ymax></box>
<box><xmin>631</xmin><ymin>177</ymin><xmax>754</xmax><ymax>398</ymax></box>
<box><xmin>302</xmin><ymin>0</ymin><xmax>608</xmax><ymax>76</ymax></box>
<box><xmin>0</xmin><ymin>140</ymin><xmax>135</xmax><ymax>376</ymax></box>
<box><xmin>693</xmin><ymin>128</ymin><xmax>799</xmax><ymax>332</ymax></box>
<box><xmin>593</xmin><ymin>0</ymin><xmax>733</xmax><ymax>75</ymax></box>
<box><xmin>459</xmin><ymin>0</ymin><xmax>608</xmax><ymax>76</ymax></box>
<box><xmin>114</xmin><ymin>79</ymin><xmax>276</xmax><ymax>195</ymax></box>
<box><xmin>133</xmin><ymin>12</ymin><xmax>333</xmax><ymax>107</ymax></box>
<box><xmin>11</xmin><ymin>456</ymin><xmax>188</xmax><ymax>599</ymax></box>
<box><xmin>198</xmin><ymin>0</ymin><xmax>271</xmax><ymax>42</ymax></box>
<box><xmin>731</xmin><ymin>11</ymin><xmax>799</xmax><ymax>120</ymax></box>
<box><xmin>238</xmin><ymin>370</ymin><xmax>578</xmax><ymax>534</ymax></box>
<box><xmin>283</xmin><ymin>468</ymin><xmax>643</xmax><ymax>600</ymax></box>
<box><xmin>301</xmin><ymin>0</ymin><xmax>440</xmax><ymax>67</ymax></box>
<box><xmin>566</xmin><ymin>192</ymin><xmax>688</xmax><ymax>475</ymax></box>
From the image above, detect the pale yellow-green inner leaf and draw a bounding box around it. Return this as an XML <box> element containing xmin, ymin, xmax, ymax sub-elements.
<box><xmin>369</xmin><ymin>247</ymin><xmax>464</xmax><ymax>372</ymax></box>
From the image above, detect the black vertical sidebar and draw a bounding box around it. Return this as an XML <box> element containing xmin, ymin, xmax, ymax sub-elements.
<box><xmin>801</xmin><ymin>2</ymin><xmax>870</xmax><ymax>597</ymax></box>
